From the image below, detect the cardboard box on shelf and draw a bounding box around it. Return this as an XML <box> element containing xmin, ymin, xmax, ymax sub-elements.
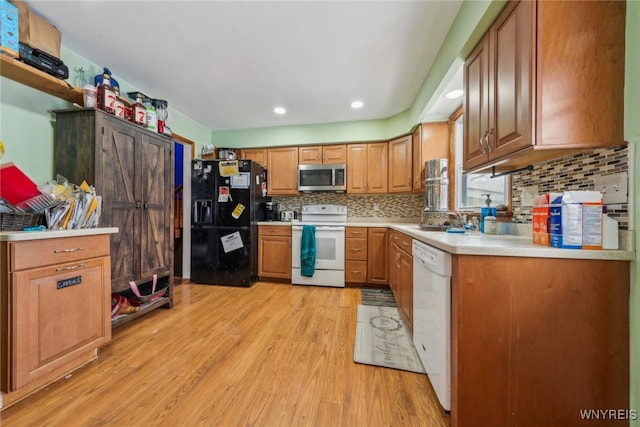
<box><xmin>10</xmin><ymin>0</ymin><xmax>61</xmax><ymax>59</ymax></box>
<box><xmin>1</xmin><ymin>0</ymin><xmax>19</xmax><ymax>57</ymax></box>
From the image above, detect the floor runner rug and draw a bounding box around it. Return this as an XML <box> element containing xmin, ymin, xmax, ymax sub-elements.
<box><xmin>360</xmin><ymin>287</ymin><xmax>397</xmax><ymax>307</ymax></box>
<box><xmin>353</xmin><ymin>304</ymin><xmax>425</xmax><ymax>373</ymax></box>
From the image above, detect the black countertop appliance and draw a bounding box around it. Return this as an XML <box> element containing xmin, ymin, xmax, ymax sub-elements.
<box><xmin>190</xmin><ymin>159</ymin><xmax>269</xmax><ymax>286</ymax></box>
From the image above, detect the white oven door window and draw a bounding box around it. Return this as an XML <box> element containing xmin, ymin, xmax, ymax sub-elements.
<box><xmin>292</xmin><ymin>226</ymin><xmax>345</xmax><ymax>270</ymax></box>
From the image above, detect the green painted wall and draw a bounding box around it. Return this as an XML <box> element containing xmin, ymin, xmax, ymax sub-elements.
<box><xmin>626</xmin><ymin>0</ymin><xmax>640</xmax><ymax>422</ymax></box>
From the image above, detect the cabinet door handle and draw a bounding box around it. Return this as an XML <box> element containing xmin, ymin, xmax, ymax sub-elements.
<box><xmin>136</xmin><ymin>201</ymin><xmax>141</xmax><ymax>209</ymax></box>
<box><xmin>143</xmin><ymin>202</ymin><xmax>148</xmax><ymax>210</ymax></box>
<box><xmin>54</xmin><ymin>247</ymin><xmax>85</xmax><ymax>253</ymax></box>
<box><xmin>480</xmin><ymin>130</ymin><xmax>488</xmax><ymax>154</ymax></box>
<box><xmin>351</xmin><ymin>248</ymin><xmax>362</xmax><ymax>252</ymax></box>
<box><xmin>56</xmin><ymin>263</ymin><xmax>86</xmax><ymax>271</ymax></box>
<box><xmin>486</xmin><ymin>128</ymin><xmax>494</xmax><ymax>153</ymax></box>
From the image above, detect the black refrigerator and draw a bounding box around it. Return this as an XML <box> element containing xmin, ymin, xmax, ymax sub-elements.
<box><xmin>190</xmin><ymin>159</ymin><xmax>269</xmax><ymax>286</ymax></box>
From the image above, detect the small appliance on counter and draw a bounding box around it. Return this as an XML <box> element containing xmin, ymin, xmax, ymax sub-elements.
<box><xmin>280</xmin><ymin>210</ymin><xmax>295</xmax><ymax>221</ymax></box>
<box><xmin>420</xmin><ymin>159</ymin><xmax>454</xmax><ymax>230</ymax></box>
<box><xmin>265</xmin><ymin>201</ymin><xmax>279</xmax><ymax>221</ymax></box>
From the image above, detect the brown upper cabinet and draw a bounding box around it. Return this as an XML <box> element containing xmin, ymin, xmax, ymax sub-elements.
<box><xmin>463</xmin><ymin>0</ymin><xmax>625</xmax><ymax>173</ymax></box>
<box><xmin>240</xmin><ymin>148</ymin><xmax>268</xmax><ymax>168</ymax></box>
<box><xmin>412</xmin><ymin>122</ymin><xmax>450</xmax><ymax>193</ymax></box>
<box><xmin>346</xmin><ymin>142</ymin><xmax>388</xmax><ymax>194</ymax></box>
<box><xmin>388</xmin><ymin>135</ymin><xmax>413</xmax><ymax>193</ymax></box>
<box><xmin>298</xmin><ymin>144</ymin><xmax>347</xmax><ymax>165</ymax></box>
<box><xmin>267</xmin><ymin>147</ymin><xmax>299</xmax><ymax>195</ymax></box>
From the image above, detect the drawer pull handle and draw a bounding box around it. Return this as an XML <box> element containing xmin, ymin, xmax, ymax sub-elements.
<box><xmin>351</xmin><ymin>270</ymin><xmax>361</xmax><ymax>273</ymax></box>
<box><xmin>54</xmin><ymin>247</ymin><xmax>85</xmax><ymax>253</ymax></box>
<box><xmin>56</xmin><ymin>263</ymin><xmax>86</xmax><ymax>272</ymax></box>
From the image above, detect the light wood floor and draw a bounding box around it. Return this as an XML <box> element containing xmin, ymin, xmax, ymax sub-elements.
<box><xmin>1</xmin><ymin>282</ymin><xmax>450</xmax><ymax>427</ymax></box>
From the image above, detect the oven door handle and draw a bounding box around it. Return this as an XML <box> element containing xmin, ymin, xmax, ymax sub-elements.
<box><xmin>292</xmin><ymin>225</ymin><xmax>345</xmax><ymax>232</ymax></box>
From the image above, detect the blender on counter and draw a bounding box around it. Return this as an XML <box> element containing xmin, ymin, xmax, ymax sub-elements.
<box><xmin>152</xmin><ymin>99</ymin><xmax>170</xmax><ymax>136</ymax></box>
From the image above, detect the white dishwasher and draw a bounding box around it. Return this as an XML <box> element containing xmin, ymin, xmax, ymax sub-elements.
<box><xmin>412</xmin><ymin>239</ymin><xmax>451</xmax><ymax>411</ymax></box>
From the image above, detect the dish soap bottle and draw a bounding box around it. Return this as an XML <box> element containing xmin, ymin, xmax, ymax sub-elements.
<box><xmin>480</xmin><ymin>193</ymin><xmax>492</xmax><ymax>233</ymax></box>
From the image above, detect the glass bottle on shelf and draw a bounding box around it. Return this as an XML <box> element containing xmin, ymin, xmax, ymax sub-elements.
<box><xmin>132</xmin><ymin>93</ymin><xmax>147</xmax><ymax>127</ymax></box>
<box><xmin>96</xmin><ymin>73</ymin><xmax>116</xmax><ymax>114</ymax></box>
<box><xmin>113</xmin><ymin>86</ymin><xmax>126</xmax><ymax>120</ymax></box>
<box><xmin>145</xmin><ymin>99</ymin><xmax>157</xmax><ymax>132</ymax></box>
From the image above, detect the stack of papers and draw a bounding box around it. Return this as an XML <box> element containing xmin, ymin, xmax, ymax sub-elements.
<box><xmin>46</xmin><ymin>181</ymin><xmax>101</xmax><ymax>229</ymax></box>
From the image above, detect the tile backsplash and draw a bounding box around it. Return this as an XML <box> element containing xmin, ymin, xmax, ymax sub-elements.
<box><xmin>511</xmin><ymin>145</ymin><xmax>629</xmax><ymax>229</ymax></box>
<box><xmin>273</xmin><ymin>193</ymin><xmax>424</xmax><ymax>221</ymax></box>
<box><xmin>274</xmin><ymin>144</ymin><xmax>630</xmax><ymax>229</ymax></box>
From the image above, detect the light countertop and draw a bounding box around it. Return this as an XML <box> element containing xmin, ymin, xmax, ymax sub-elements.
<box><xmin>388</xmin><ymin>224</ymin><xmax>635</xmax><ymax>261</ymax></box>
<box><xmin>0</xmin><ymin>227</ymin><xmax>119</xmax><ymax>241</ymax></box>
<box><xmin>258</xmin><ymin>221</ymin><xmax>636</xmax><ymax>261</ymax></box>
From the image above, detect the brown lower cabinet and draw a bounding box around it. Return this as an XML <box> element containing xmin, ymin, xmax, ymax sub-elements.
<box><xmin>1</xmin><ymin>234</ymin><xmax>112</xmax><ymax>395</ymax></box>
<box><xmin>366</xmin><ymin>228</ymin><xmax>388</xmax><ymax>284</ymax></box>
<box><xmin>388</xmin><ymin>230</ymin><xmax>413</xmax><ymax>332</ymax></box>
<box><xmin>345</xmin><ymin>227</ymin><xmax>367</xmax><ymax>284</ymax></box>
<box><xmin>451</xmin><ymin>255</ymin><xmax>629</xmax><ymax>427</ymax></box>
<box><xmin>258</xmin><ymin>225</ymin><xmax>291</xmax><ymax>279</ymax></box>
<box><xmin>345</xmin><ymin>227</ymin><xmax>388</xmax><ymax>286</ymax></box>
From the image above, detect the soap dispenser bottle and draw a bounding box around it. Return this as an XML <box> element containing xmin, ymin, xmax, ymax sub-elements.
<box><xmin>480</xmin><ymin>193</ymin><xmax>492</xmax><ymax>233</ymax></box>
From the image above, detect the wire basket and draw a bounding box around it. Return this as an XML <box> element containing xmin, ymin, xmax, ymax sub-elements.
<box><xmin>0</xmin><ymin>212</ymin><xmax>45</xmax><ymax>231</ymax></box>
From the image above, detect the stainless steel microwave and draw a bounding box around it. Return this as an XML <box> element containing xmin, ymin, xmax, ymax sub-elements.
<box><xmin>297</xmin><ymin>163</ymin><xmax>347</xmax><ymax>192</ymax></box>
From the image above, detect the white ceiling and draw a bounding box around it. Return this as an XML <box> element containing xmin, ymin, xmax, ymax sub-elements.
<box><xmin>28</xmin><ymin>1</ymin><xmax>464</xmax><ymax>131</ymax></box>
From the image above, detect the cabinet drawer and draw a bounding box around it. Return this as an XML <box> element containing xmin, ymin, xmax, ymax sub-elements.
<box><xmin>345</xmin><ymin>227</ymin><xmax>367</xmax><ymax>238</ymax></box>
<box><xmin>10</xmin><ymin>235</ymin><xmax>110</xmax><ymax>271</ymax></box>
<box><xmin>345</xmin><ymin>260</ymin><xmax>367</xmax><ymax>283</ymax></box>
<box><xmin>259</xmin><ymin>225</ymin><xmax>292</xmax><ymax>237</ymax></box>
<box><xmin>390</xmin><ymin>231</ymin><xmax>412</xmax><ymax>255</ymax></box>
<box><xmin>345</xmin><ymin>238</ymin><xmax>367</xmax><ymax>260</ymax></box>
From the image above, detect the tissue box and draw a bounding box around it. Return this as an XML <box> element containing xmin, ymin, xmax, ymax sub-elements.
<box><xmin>10</xmin><ymin>0</ymin><xmax>61</xmax><ymax>58</ymax></box>
<box><xmin>550</xmin><ymin>191</ymin><xmax>603</xmax><ymax>249</ymax></box>
<box><xmin>1</xmin><ymin>0</ymin><xmax>19</xmax><ymax>57</ymax></box>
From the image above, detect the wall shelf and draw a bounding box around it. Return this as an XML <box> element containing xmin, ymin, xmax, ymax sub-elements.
<box><xmin>0</xmin><ymin>55</ymin><xmax>82</xmax><ymax>104</ymax></box>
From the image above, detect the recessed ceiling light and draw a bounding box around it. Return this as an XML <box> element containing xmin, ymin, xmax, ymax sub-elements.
<box><xmin>273</xmin><ymin>107</ymin><xmax>286</xmax><ymax>115</ymax></box>
<box><xmin>351</xmin><ymin>100</ymin><xmax>364</xmax><ymax>109</ymax></box>
<box><xmin>445</xmin><ymin>89</ymin><xmax>464</xmax><ymax>99</ymax></box>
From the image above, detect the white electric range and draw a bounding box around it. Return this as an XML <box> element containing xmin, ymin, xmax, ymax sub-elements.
<box><xmin>291</xmin><ymin>204</ymin><xmax>347</xmax><ymax>287</ymax></box>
